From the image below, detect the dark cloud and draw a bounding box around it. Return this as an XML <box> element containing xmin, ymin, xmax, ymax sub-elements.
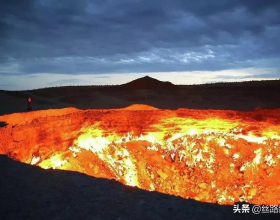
<box><xmin>0</xmin><ymin>0</ymin><xmax>279</xmax><ymax>76</ymax></box>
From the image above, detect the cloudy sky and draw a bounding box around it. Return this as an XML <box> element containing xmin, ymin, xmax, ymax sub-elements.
<box><xmin>0</xmin><ymin>0</ymin><xmax>280</xmax><ymax>90</ymax></box>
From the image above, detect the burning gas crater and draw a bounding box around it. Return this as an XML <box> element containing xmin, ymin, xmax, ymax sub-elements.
<box><xmin>1</xmin><ymin>106</ymin><xmax>280</xmax><ymax>205</ymax></box>
<box><xmin>31</xmin><ymin>126</ymin><xmax>280</xmax><ymax>205</ymax></box>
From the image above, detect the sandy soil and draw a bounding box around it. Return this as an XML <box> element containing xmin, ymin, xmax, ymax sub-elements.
<box><xmin>1</xmin><ymin>155</ymin><xmax>277</xmax><ymax>220</ymax></box>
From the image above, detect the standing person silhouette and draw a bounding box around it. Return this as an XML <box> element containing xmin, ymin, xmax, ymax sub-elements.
<box><xmin>27</xmin><ymin>96</ymin><xmax>32</xmax><ymax>111</ymax></box>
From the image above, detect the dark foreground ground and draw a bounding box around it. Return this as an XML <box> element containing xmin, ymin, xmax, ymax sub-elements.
<box><xmin>1</xmin><ymin>78</ymin><xmax>280</xmax><ymax>219</ymax></box>
<box><xmin>0</xmin><ymin>155</ymin><xmax>278</xmax><ymax>220</ymax></box>
<box><xmin>1</xmin><ymin>78</ymin><xmax>280</xmax><ymax>116</ymax></box>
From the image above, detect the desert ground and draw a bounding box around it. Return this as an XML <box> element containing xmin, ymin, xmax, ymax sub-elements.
<box><xmin>0</xmin><ymin>76</ymin><xmax>280</xmax><ymax>116</ymax></box>
<box><xmin>1</xmin><ymin>155</ymin><xmax>275</xmax><ymax>220</ymax></box>
<box><xmin>1</xmin><ymin>77</ymin><xmax>280</xmax><ymax>220</ymax></box>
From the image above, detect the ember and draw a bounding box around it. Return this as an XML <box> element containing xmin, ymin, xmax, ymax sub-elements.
<box><xmin>1</xmin><ymin>105</ymin><xmax>280</xmax><ymax>205</ymax></box>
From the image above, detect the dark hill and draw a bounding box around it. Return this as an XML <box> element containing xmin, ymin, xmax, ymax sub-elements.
<box><xmin>120</xmin><ymin>76</ymin><xmax>176</xmax><ymax>90</ymax></box>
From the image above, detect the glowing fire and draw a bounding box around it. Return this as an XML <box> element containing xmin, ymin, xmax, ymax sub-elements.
<box><xmin>2</xmin><ymin>107</ymin><xmax>280</xmax><ymax>205</ymax></box>
<box><xmin>32</xmin><ymin>154</ymin><xmax>68</xmax><ymax>170</ymax></box>
<box><xmin>35</xmin><ymin>125</ymin><xmax>280</xmax><ymax>205</ymax></box>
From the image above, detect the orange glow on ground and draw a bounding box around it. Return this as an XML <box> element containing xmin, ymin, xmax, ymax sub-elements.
<box><xmin>1</xmin><ymin>105</ymin><xmax>280</xmax><ymax>205</ymax></box>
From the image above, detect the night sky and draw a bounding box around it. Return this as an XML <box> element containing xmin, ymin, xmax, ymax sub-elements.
<box><xmin>0</xmin><ymin>0</ymin><xmax>280</xmax><ymax>90</ymax></box>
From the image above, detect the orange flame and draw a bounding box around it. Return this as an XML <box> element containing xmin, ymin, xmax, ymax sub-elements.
<box><xmin>2</xmin><ymin>107</ymin><xmax>280</xmax><ymax>205</ymax></box>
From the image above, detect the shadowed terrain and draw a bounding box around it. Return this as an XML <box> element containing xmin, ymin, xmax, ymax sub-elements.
<box><xmin>1</xmin><ymin>76</ymin><xmax>280</xmax><ymax>115</ymax></box>
<box><xmin>1</xmin><ymin>77</ymin><xmax>280</xmax><ymax>219</ymax></box>
<box><xmin>0</xmin><ymin>155</ymin><xmax>277</xmax><ymax>220</ymax></box>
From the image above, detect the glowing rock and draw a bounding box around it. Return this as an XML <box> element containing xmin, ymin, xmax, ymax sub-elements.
<box><xmin>198</xmin><ymin>183</ymin><xmax>208</xmax><ymax>189</ymax></box>
<box><xmin>157</xmin><ymin>170</ymin><xmax>168</xmax><ymax>180</ymax></box>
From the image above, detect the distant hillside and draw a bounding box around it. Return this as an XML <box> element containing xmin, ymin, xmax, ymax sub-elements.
<box><xmin>120</xmin><ymin>76</ymin><xmax>176</xmax><ymax>90</ymax></box>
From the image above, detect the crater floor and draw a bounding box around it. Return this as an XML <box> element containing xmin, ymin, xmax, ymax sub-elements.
<box><xmin>1</xmin><ymin>105</ymin><xmax>280</xmax><ymax>205</ymax></box>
